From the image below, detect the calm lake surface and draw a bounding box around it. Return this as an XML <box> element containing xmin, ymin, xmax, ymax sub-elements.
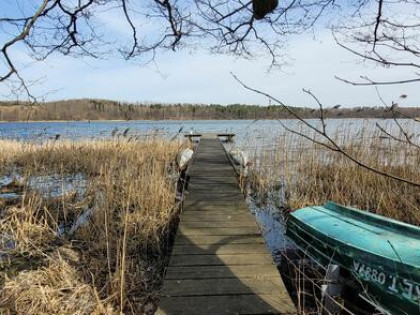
<box><xmin>1</xmin><ymin>119</ymin><xmax>419</xmax><ymax>146</ymax></box>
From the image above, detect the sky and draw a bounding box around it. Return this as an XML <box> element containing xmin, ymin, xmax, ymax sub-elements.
<box><xmin>0</xmin><ymin>1</ymin><xmax>419</xmax><ymax>108</ymax></box>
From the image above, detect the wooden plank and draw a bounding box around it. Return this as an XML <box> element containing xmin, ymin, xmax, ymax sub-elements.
<box><xmin>179</xmin><ymin>226</ymin><xmax>260</xmax><ymax>236</ymax></box>
<box><xmin>190</xmin><ymin>163</ymin><xmax>232</xmax><ymax>167</ymax></box>
<box><xmin>161</xmin><ymin>278</ymin><xmax>285</xmax><ymax>297</ymax></box>
<box><xmin>188</xmin><ymin>178</ymin><xmax>238</xmax><ymax>185</ymax></box>
<box><xmin>184</xmin><ymin>197</ymin><xmax>244</xmax><ymax>205</ymax></box>
<box><xmin>190</xmin><ymin>165</ymin><xmax>237</xmax><ymax>172</ymax></box>
<box><xmin>189</xmin><ymin>168</ymin><xmax>234</xmax><ymax>174</ymax></box>
<box><xmin>182</xmin><ymin>204</ymin><xmax>249</xmax><ymax>211</ymax></box>
<box><xmin>171</xmin><ymin>243</ymin><xmax>269</xmax><ymax>255</ymax></box>
<box><xmin>186</xmin><ymin>185</ymin><xmax>240</xmax><ymax>192</ymax></box>
<box><xmin>186</xmin><ymin>189</ymin><xmax>241</xmax><ymax>195</ymax></box>
<box><xmin>187</xmin><ymin>186</ymin><xmax>242</xmax><ymax>193</ymax></box>
<box><xmin>189</xmin><ymin>175</ymin><xmax>237</xmax><ymax>180</ymax></box>
<box><xmin>157</xmin><ymin>295</ymin><xmax>297</xmax><ymax>314</ymax></box>
<box><xmin>189</xmin><ymin>172</ymin><xmax>238</xmax><ymax>178</ymax></box>
<box><xmin>174</xmin><ymin>234</ymin><xmax>265</xmax><ymax>245</ymax></box>
<box><xmin>184</xmin><ymin>198</ymin><xmax>245</xmax><ymax>205</ymax></box>
<box><xmin>189</xmin><ymin>166</ymin><xmax>234</xmax><ymax>172</ymax></box>
<box><xmin>187</xmin><ymin>181</ymin><xmax>238</xmax><ymax>186</ymax></box>
<box><xmin>181</xmin><ymin>208</ymin><xmax>251</xmax><ymax>215</ymax></box>
<box><xmin>183</xmin><ymin>199</ymin><xmax>246</xmax><ymax>207</ymax></box>
<box><xmin>189</xmin><ymin>164</ymin><xmax>233</xmax><ymax>169</ymax></box>
<box><xmin>164</xmin><ymin>265</ymin><xmax>280</xmax><ymax>280</ymax></box>
<box><xmin>169</xmin><ymin>254</ymin><xmax>275</xmax><ymax>266</ymax></box>
<box><xmin>193</xmin><ymin>158</ymin><xmax>229</xmax><ymax>161</ymax></box>
<box><xmin>182</xmin><ymin>208</ymin><xmax>249</xmax><ymax>214</ymax></box>
<box><xmin>186</xmin><ymin>188</ymin><xmax>242</xmax><ymax>194</ymax></box>
<box><xmin>185</xmin><ymin>192</ymin><xmax>244</xmax><ymax>199</ymax></box>
<box><xmin>183</xmin><ymin>209</ymin><xmax>249</xmax><ymax>215</ymax></box>
<box><xmin>180</xmin><ymin>213</ymin><xmax>254</xmax><ymax>222</ymax></box>
<box><xmin>179</xmin><ymin>221</ymin><xmax>257</xmax><ymax>228</ymax></box>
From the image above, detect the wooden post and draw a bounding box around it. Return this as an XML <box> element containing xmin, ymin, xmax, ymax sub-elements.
<box><xmin>321</xmin><ymin>264</ymin><xmax>342</xmax><ymax>314</ymax></box>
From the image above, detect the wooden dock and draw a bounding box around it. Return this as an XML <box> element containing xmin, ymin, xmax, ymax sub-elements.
<box><xmin>157</xmin><ymin>137</ymin><xmax>296</xmax><ymax>314</ymax></box>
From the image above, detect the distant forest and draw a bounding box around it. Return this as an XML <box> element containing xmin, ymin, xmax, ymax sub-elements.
<box><xmin>1</xmin><ymin>99</ymin><xmax>420</xmax><ymax>121</ymax></box>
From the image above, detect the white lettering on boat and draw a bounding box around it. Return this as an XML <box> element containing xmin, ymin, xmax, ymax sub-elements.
<box><xmin>402</xmin><ymin>279</ymin><xmax>414</xmax><ymax>300</ymax></box>
<box><xmin>388</xmin><ymin>275</ymin><xmax>399</xmax><ymax>293</ymax></box>
<box><xmin>353</xmin><ymin>260</ymin><xmax>360</xmax><ymax>271</ymax></box>
<box><xmin>352</xmin><ymin>260</ymin><xmax>420</xmax><ymax>302</ymax></box>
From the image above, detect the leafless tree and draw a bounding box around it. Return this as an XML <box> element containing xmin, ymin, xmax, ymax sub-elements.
<box><xmin>3</xmin><ymin>1</ymin><xmax>420</xmax><ymax>97</ymax></box>
<box><xmin>333</xmin><ymin>0</ymin><xmax>420</xmax><ymax>86</ymax></box>
<box><xmin>0</xmin><ymin>0</ymin><xmax>362</xmax><ymax>100</ymax></box>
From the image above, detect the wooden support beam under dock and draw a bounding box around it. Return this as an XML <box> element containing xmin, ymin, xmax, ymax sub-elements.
<box><xmin>157</xmin><ymin>137</ymin><xmax>296</xmax><ymax>314</ymax></box>
<box><xmin>184</xmin><ymin>133</ymin><xmax>236</xmax><ymax>142</ymax></box>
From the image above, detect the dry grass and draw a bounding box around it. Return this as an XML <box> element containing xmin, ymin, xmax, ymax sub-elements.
<box><xmin>248</xmin><ymin>125</ymin><xmax>420</xmax><ymax>314</ymax></box>
<box><xmin>250</xmin><ymin>127</ymin><xmax>420</xmax><ymax>225</ymax></box>
<box><xmin>0</xmin><ymin>138</ymin><xmax>183</xmax><ymax>314</ymax></box>
<box><xmin>1</xmin><ymin>246</ymin><xmax>113</xmax><ymax>314</ymax></box>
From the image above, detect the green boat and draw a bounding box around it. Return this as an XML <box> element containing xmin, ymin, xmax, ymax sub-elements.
<box><xmin>286</xmin><ymin>201</ymin><xmax>420</xmax><ymax>314</ymax></box>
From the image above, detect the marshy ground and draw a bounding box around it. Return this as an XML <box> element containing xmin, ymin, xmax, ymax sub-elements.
<box><xmin>0</xmin><ymin>139</ymin><xmax>184</xmax><ymax>314</ymax></box>
<box><xmin>248</xmin><ymin>126</ymin><xmax>420</xmax><ymax>225</ymax></box>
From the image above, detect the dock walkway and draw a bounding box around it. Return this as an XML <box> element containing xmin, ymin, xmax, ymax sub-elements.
<box><xmin>157</xmin><ymin>137</ymin><xmax>296</xmax><ymax>314</ymax></box>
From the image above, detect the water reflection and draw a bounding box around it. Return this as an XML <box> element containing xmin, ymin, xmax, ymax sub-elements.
<box><xmin>0</xmin><ymin>173</ymin><xmax>87</xmax><ymax>199</ymax></box>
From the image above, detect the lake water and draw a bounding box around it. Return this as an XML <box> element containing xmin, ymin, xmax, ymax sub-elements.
<box><xmin>2</xmin><ymin>118</ymin><xmax>419</xmax><ymax>146</ymax></box>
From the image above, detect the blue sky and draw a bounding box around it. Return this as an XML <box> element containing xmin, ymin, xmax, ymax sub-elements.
<box><xmin>0</xmin><ymin>1</ymin><xmax>418</xmax><ymax>108</ymax></box>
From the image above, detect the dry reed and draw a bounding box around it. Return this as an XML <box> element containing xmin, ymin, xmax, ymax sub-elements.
<box><xmin>250</xmin><ymin>125</ymin><xmax>420</xmax><ymax>225</ymax></box>
<box><xmin>248</xmin><ymin>124</ymin><xmax>420</xmax><ymax>314</ymax></box>
<box><xmin>0</xmin><ymin>138</ymin><xmax>182</xmax><ymax>314</ymax></box>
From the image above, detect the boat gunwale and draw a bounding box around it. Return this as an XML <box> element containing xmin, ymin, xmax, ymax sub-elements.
<box><xmin>287</xmin><ymin>209</ymin><xmax>420</xmax><ymax>270</ymax></box>
<box><xmin>324</xmin><ymin>201</ymin><xmax>420</xmax><ymax>238</ymax></box>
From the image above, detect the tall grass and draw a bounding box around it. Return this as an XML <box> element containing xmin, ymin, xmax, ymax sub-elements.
<box><xmin>248</xmin><ymin>123</ymin><xmax>420</xmax><ymax>314</ymax></box>
<box><xmin>250</xmin><ymin>125</ymin><xmax>420</xmax><ymax>224</ymax></box>
<box><xmin>0</xmin><ymin>138</ymin><xmax>183</xmax><ymax>314</ymax></box>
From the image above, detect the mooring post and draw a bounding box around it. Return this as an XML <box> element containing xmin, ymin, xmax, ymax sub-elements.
<box><xmin>321</xmin><ymin>264</ymin><xmax>342</xmax><ymax>314</ymax></box>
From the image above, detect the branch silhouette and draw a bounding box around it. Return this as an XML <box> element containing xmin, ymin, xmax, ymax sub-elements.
<box><xmin>232</xmin><ymin>73</ymin><xmax>420</xmax><ymax>187</ymax></box>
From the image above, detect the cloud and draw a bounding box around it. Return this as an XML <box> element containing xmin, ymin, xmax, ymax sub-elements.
<box><xmin>1</xmin><ymin>23</ymin><xmax>419</xmax><ymax>107</ymax></box>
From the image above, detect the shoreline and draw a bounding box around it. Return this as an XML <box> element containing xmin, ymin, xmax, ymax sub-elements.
<box><xmin>0</xmin><ymin>117</ymin><xmax>416</xmax><ymax>123</ymax></box>
<box><xmin>0</xmin><ymin>119</ymin><xmax>128</xmax><ymax>123</ymax></box>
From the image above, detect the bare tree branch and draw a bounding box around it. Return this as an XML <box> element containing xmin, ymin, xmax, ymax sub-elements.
<box><xmin>376</xmin><ymin>122</ymin><xmax>420</xmax><ymax>150</ymax></box>
<box><xmin>232</xmin><ymin>73</ymin><xmax>420</xmax><ymax>187</ymax></box>
<box><xmin>2</xmin><ymin>0</ymin><xmax>420</xmax><ymax>98</ymax></box>
<box><xmin>334</xmin><ymin>75</ymin><xmax>420</xmax><ymax>86</ymax></box>
<box><xmin>1</xmin><ymin>0</ymin><xmax>50</xmax><ymax>101</ymax></box>
<box><xmin>121</xmin><ymin>0</ymin><xmax>138</xmax><ymax>58</ymax></box>
<box><xmin>372</xmin><ymin>0</ymin><xmax>383</xmax><ymax>51</ymax></box>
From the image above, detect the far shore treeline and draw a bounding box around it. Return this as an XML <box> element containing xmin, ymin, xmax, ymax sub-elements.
<box><xmin>1</xmin><ymin>99</ymin><xmax>420</xmax><ymax>121</ymax></box>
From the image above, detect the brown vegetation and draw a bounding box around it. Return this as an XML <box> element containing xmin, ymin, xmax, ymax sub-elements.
<box><xmin>250</xmin><ymin>127</ymin><xmax>420</xmax><ymax>225</ymax></box>
<box><xmin>0</xmin><ymin>139</ymin><xmax>183</xmax><ymax>314</ymax></box>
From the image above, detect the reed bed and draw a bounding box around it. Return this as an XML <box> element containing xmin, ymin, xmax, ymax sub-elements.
<box><xmin>0</xmin><ymin>138</ymin><xmax>182</xmax><ymax>314</ymax></box>
<box><xmin>247</xmin><ymin>122</ymin><xmax>420</xmax><ymax>314</ymax></box>
<box><xmin>250</xmin><ymin>124</ymin><xmax>420</xmax><ymax>225</ymax></box>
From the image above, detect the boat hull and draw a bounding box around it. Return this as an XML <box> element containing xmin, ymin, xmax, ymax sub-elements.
<box><xmin>286</xmin><ymin>202</ymin><xmax>420</xmax><ymax>314</ymax></box>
